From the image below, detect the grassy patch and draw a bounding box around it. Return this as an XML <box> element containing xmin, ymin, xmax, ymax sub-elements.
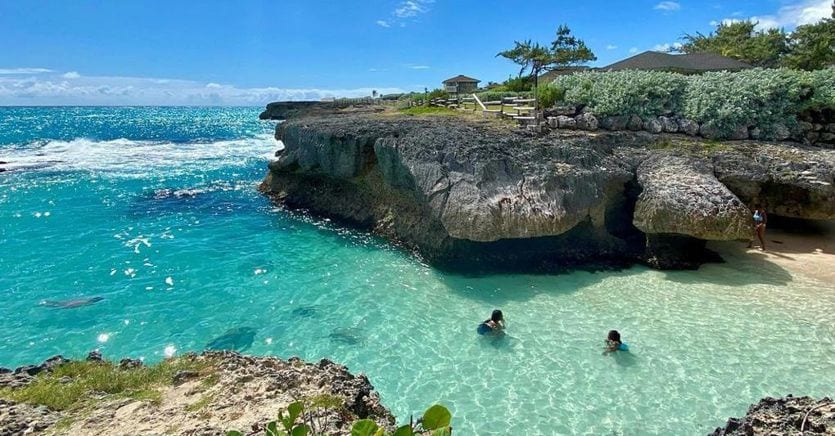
<box><xmin>0</xmin><ymin>358</ymin><xmax>214</xmax><ymax>411</ymax></box>
<box><xmin>648</xmin><ymin>137</ymin><xmax>732</xmax><ymax>155</ymax></box>
<box><xmin>398</xmin><ymin>106</ymin><xmax>458</xmax><ymax>116</ymax></box>
<box><xmin>304</xmin><ymin>393</ymin><xmax>344</xmax><ymax>410</ymax></box>
<box><xmin>185</xmin><ymin>394</ymin><xmax>214</xmax><ymax>412</ymax></box>
<box><xmin>199</xmin><ymin>373</ymin><xmax>220</xmax><ymax>389</ymax></box>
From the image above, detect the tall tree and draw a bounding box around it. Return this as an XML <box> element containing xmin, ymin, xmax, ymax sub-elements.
<box><xmin>678</xmin><ymin>20</ymin><xmax>789</xmax><ymax>67</ymax></box>
<box><xmin>497</xmin><ymin>25</ymin><xmax>596</xmax><ymax>111</ymax></box>
<box><xmin>551</xmin><ymin>25</ymin><xmax>597</xmax><ymax>67</ymax></box>
<box><xmin>783</xmin><ymin>3</ymin><xmax>835</xmax><ymax>70</ymax></box>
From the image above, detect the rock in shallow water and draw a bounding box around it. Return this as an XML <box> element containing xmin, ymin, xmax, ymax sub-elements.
<box><xmin>710</xmin><ymin>396</ymin><xmax>834</xmax><ymax>435</ymax></box>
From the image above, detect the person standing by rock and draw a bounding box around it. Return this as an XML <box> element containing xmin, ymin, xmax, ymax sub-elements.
<box><xmin>748</xmin><ymin>205</ymin><xmax>768</xmax><ymax>251</ymax></box>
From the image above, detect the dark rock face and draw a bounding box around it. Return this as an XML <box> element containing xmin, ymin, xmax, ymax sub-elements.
<box><xmin>259</xmin><ymin>101</ymin><xmax>383</xmax><ymax>120</ymax></box>
<box><xmin>261</xmin><ymin>113</ymin><xmax>835</xmax><ymax>271</ymax></box>
<box><xmin>712</xmin><ymin>143</ymin><xmax>835</xmax><ymax>219</ymax></box>
<box><xmin>710</xmin><ymin>396</ymin><xmax>834</xmax><ymax>435</ymax></box>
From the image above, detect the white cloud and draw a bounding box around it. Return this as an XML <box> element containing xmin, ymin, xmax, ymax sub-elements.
<box><xmin>0</xmin><ymin>71</ymin><xmax>406</xmax><ymax>105</ymax></box>
<box><xmin>62</xmin><ymin>71</ymin><xmax>81</xmax><ymax>79</ymax></box>
<box><xmin>376</xmin><ymin>20</ymin><xmax>391</xmax><ymax>28</ymax></box>
<box><xmin>652</xmin><ymin>42</ymin><xmax>683</xmax><ymax>52</ymax></box>
<box><xmin>409</xmin><ymin>65</ymin><xmax>430</xmax><ymax>70</ymax></box>
<box><xmin>715</xmin><ymin>0</ymin><xmax>831</xmax><ymax>31</ymax></box>
<box><xmin>395</xmin><ymin>0</ymin><xmax>432</xmax><ymax>18</ymax></box>
<box><xmin>606</xmin><ymin>45</ymin><xmax>618</xmax><ymax>50</ymax></box>
<box><xmin>654</xmin><ymin>1</ymin><xmax>681</xmax><ymax>11</ymax></box>
<box><xmin>629</xmin><ymin>47</ymin><xmax>639</xmax><ymax>54</ymax></box>
<box><xmin>0</xmin><ymin>67</ymin><xmax>53</xmax><ymax>75</ymax></box>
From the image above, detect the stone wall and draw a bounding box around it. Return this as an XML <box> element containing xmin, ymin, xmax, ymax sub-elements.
<box><xmin>545</xmin><ymin>106</ymin><xmax>835</xmax><ymax>148</ymax></box>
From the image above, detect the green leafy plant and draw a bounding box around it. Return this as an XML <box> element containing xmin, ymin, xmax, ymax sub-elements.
<box><xmin>349</xmin><ymin>404</ymin><xmax>452</xmax><ymax>436</ymax></box>
<box><xmin>229</xmin><ymin>403</ymin><xmax>453</xmax><ymax>436</ymax></box>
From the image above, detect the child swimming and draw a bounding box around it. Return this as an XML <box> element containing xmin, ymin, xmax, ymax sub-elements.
<box><xmin>605</xmin><ymin>330</ymin><xmax>628</xmax><ymax>353</ymax></box>
<box><xmin>477</xmin><ymin>309</ymin><xmax>505</xmax><ymax>335</ymax></box>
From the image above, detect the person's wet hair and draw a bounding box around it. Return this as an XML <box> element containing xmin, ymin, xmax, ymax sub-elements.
<box><xmin>491</xmin><ymin>309</ymin><xmax>503</xmax><ymax>322</ymax></box>
<box><xmin>608</xmin><ymin>330</ymin><xmax>621</xmax><ymax>342</ymax></box>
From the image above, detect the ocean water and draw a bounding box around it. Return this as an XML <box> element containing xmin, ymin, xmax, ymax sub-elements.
<box><xmin>1</xmin><ymin>106</ymin><xmax>833</xmax><ymax>435</ymax></box>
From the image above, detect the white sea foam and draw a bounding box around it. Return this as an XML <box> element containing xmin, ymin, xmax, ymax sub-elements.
<box><xmin>0</xmin><ymin>134</ymin><xmax>279</xmax><ymax>177</ymax></box>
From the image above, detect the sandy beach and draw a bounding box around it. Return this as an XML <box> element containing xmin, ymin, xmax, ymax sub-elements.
<box><xmin>710</xmin><ymin>219</ymin><xmax>835</xmax><ymax>284</ymax></box>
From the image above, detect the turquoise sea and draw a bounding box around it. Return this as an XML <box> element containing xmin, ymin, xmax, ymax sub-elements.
<box><xmin>1</xmin><ymin>106</ymin><xmax>833</xmax><ymax>435</ymax></box>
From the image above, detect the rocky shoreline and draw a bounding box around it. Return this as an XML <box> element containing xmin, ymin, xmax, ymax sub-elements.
<box><xmin>711</xmin><ymin>396</ymin><xmax>834</xmax><ymax>435</ymax></box>
<box><xmin>1</xmin><ymin>352</ymin><xmax>831</xmax><ymax>435</ymax></box>
<box><xmin>0</xmin><ymin>352</ymin><xmax>394</xmax><ymax>435</ymax></box>
<box><xmin>260</xmin><ymin>106</ymin><xmax>835</xmax><ymax>271</ymax></box>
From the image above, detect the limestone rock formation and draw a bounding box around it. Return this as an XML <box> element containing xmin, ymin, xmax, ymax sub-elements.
<box><xmin>260</xmin><ymin>108</ymin><xmax>835</xmax><ymax>271</ymax></box>
<box><xmin>710</xmin><ymin>396</ymin><xmax>834</xmax><ymax>435</ymax></box>
<box><xmin>634</xmin><ymin>154</ymin><xmax>750</xmax><ymax>240</ymax></box>
<box><xmin>712</xmin><ymin>142</ymin><xmax>835</xmax><ymax>219</ymax></box>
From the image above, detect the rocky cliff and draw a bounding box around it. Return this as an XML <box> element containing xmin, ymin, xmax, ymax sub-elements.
<box><xmin>261</xmin><ymin>111</ymin><xmax>835</xmax><ymax>270</ymax></box>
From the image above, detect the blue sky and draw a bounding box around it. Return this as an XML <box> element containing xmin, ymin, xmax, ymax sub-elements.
<box><xmin>0</xmin><ymin>0</ymin><xmax>831</xmax><ymax>105</ymax></box>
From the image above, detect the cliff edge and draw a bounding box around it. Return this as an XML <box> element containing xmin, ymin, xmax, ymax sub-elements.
<box><xmin>260</xmin><ymin>109</ymin><xmax>835</xmax><ymax>271</ymax></box>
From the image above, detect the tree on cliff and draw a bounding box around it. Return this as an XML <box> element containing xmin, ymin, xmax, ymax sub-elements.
<box><xmin>497</xmin><ymin>25</ymin><xmax>596</xmax><ymax>110</ymax></box>
<box><xmin>678</xmin><ymin>20</ymin><xmax>789</xmax><ymax>67</ymax></box>
<box><xmin>782</xmin><ymin>4</ymin><xmax>835</xmax><ymax>70</ymax></box>
<box><xmin>678</xmin><ymin>4</ymin><xmax>835</xmax><ymax>70</ymax></box>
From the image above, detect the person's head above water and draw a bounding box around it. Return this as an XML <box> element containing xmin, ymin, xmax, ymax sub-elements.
<box><xmin>491</xmin><ymin>309</ymin><xmax>504</xmax><ymax>322</ymax></box>
<box><xmin>607</xmin><ymin>330</ymin><xmax>621</xmax><ymax>343</ymax></box>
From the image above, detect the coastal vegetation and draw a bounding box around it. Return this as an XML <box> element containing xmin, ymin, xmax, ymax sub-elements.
<box><xmin>497</xmin><ymin>24</ymin><xmax>596</xmax><ymax>108</ymax></box>
<box><xmin>547</xmin><ymin>67</ymin><xmax>835</xmax><ymax>139</ymax></box>
<box><xmin>0</xmin><ymin>357</ymin><xmax>213</xmax><ymax>411</ymax></box>
<box><xmin>398</xmin><ymin>106</ymin><xmax>459</xmax><ymax>116</ymax></box>
<box><xmin>227</xmin><ymin>403</ymin><xmax>453</xmax><ymax>436</ymax></box>
<box><xmin>677</xmin><ymin>5</ymin><xmax>835</xmax><ymax>70</ymax></box>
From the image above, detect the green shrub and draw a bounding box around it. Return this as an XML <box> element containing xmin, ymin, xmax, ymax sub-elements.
<box><xmin>552</xmin><ymin>70</ymin><xmax>687</xmax><ymax>117</ymax></box>
<box><xmin>504</xmin><ymin>76</ymin><xmax>534</xmax><ymax>92</ymax></box>
<box><xmin>537</xmin><ymin>85</ymin><xmax>564</xmax><ymax>108</ymax></box>
<box><xmin>682</xmin><ymin>68</ymin><xmax>835</xmax><ymax>138</ymax></box>
<box><xmin>228</xmin><ymin>402</ymin><xmax>453</xmax><ymax>436</ymax></box>
<box><xmin>426</xmin><ymin>89</ymin><xmax>449</xmax><ymax>100</ymax></box>
<box><xmin>550</xmin><ymin>68</ymin><xmax>835</xmax><ymax>140</ymax></box>
<box><xmin>806</xmin><ymin>68</ymin><xmax>835</xmax><ymax>111</ymax></box>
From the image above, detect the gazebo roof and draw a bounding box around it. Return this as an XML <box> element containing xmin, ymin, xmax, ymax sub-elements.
<box><xmin>442</xmin><ymin>75</ymin><xmax>481</xmax><ymax>84</ymax></box>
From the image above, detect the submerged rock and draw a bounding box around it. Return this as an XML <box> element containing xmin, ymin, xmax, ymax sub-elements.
<box><xmin>205</xmin><ymin>327</ymin><xmax>257</xmax><ymax>352</ymax></box>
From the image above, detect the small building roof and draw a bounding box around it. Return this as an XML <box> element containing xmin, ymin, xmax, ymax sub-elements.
<box><xmin>442</xmin><ymin>75</ymin><xmax>481</xmax><ymax>84</ymax></box>
<box><xmin>601</xmin><ymin>51</ymin><xmax>751</xmax><ymax>72</ymax></box>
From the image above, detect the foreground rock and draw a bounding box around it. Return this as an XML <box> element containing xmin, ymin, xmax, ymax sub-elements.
<box><xmin>0</xmin><ymin>352</ymin><xmax>394</xmax><ymax>435</ymax></box>
<box><xmin>261</xmin><ymin>111</ymin><xmax>835</xmax><ymax>270</ymax></box>
<box><xmin>711</xmin><ymin>396</ymin><xmax>834</xmax><ymax>435</ymax></box>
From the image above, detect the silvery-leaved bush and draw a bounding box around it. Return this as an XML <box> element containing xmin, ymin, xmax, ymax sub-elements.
<box><xmin>549</xmin><ymin>68</ymin><xmax>835</xmax><ymax>140</ymax></box>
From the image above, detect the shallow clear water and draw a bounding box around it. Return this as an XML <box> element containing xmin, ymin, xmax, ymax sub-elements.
<box><xmin>1</xmin><ymin>107</ymin><xmax>833</xmax><ymax>435</ymax></box>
